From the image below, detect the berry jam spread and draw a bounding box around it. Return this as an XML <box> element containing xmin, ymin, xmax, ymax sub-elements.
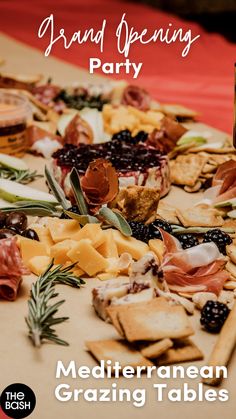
<box><xmin>53</xmin><ymin>141</ymin><xmax>165</xmax><ymax>175</ymax></box>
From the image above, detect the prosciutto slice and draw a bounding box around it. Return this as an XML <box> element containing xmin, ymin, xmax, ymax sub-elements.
<box><xmin>0</xmin><ymin>238</ymin><xmax>29</xmax><ymax>301</ymax></box>
<box><xmin>205</xmin><ymin>160</ymin><xmax>236</xmax><ymax>203</ymax></box>
<box><xmin>160</xmin><ymin>230</ymin><xmax>229</xmax><ymax>295</ymax></box>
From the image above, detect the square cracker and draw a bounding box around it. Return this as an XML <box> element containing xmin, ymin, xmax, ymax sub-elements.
<box><xmin>106</xmin><ymin>297</ymin><xmax>169</xmax><ymax>337</ymax></box>
<box><xmin>170</xmin><ymin>154</ymin><xmax>208</xmax><ymax>187</ymax></box>
<box><xmin>140</xmin><ymin>338</ymin><xmax>173</xmax><ymax>359</ymax></box>
<box><xmin>85</xmin><ymin>339</ymin><xmax>153</xmax><ymax>369</ymax></box>
<box><xmin>156</xmin><ymin>338</ymin><xmax>204</xmax><ymax>365</ymax></box>
<box><xmin>176</xmin><ymin>204</ymin><xmax>224</xmax><ymax>227</ymax></box>
<box><xmin>117</xmin><ymin>299</ymin><xmax>194</xmax><ymax>342</ymax></box>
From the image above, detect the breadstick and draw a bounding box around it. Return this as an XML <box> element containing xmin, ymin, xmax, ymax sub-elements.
<box><xmin>202</xmin><ymin>302</ymin><xmax>236</xmax><ymax>386</ymax></box>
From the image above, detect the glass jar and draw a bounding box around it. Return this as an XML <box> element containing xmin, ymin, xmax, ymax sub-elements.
<box><xmin>0</xmin><ymin>90</ymin><xmax>32</xmax><ymax>156</ymax></box>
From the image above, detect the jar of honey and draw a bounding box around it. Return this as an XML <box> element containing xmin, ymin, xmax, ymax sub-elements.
<box><xmin>0</xmin><ymin>90</ymin><xmax>32</xmax><ymax>156</ymax></box>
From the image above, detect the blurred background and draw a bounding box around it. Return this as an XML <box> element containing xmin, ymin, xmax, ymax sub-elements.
<box><xmin>0</xmin><ymin>0</ymin><xmax>236</xmax><ymax>133</ymax></box>
<box><xmin>136</xmin><ymin>0</ymin><xmax>236</xmax><ymax>41</ymax></box>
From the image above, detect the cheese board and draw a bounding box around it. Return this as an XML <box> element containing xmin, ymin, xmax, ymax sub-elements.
<box><xmin>0</xmin><ymin>34</ymin><xmax>236</xmax><ymax>419</ymax></box>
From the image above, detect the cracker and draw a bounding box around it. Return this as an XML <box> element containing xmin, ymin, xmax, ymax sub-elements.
<box><xmin>176</xmin><ymin>204</ymin><xmax>224</xmax><ymax>227</ymax></box>
<box><xmin>111</xmin><ymin>185</ymin><xmax>160</xmax><ymax>223</ymax></box>
<box><xmin>156</xmin><ymin>339</ymin><xmax>204</xmax><ymax>365</ymax></box>
<box><xmin>106</xmin><ymin>296</ymin><xmax>167</xmax><ymax>337</ymax></box>
<box><xmin>156</xmin><ymin>200</ymin><xmax>180</xmax><ymax>225</ymax></box>
<box><xmin>184</xmin><ymin>181</ymin><xmax>202</xmax><ymax>193</ymax></box>
<box><xmin>141</xmin><ymin>339</ymin><xmax>173</xmax><ymax>359</ymax></box>
<box><xmin>117</xmin><ymin>299</ymin><xmax>194</xmax><ymax>342</ymax></box>
<box><xmin>170</xmin><ymin>154</ymin><xmax>208</xmax><ymax>187</ymax></box>
<box><xmin>85</xmin><ymin>339</ymin><xmax>153</xmax><ymax>369</ymax></box>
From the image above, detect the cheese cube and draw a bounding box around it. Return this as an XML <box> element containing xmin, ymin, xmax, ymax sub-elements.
<box><xmin>28</xmin><ymin>256</ymin><xmax>51</xmax><ymax>276</ymax></box>
<box><xmin>50</xmin><ymin>240</ymin><xmax>78</xmax><ymax>264</ymax></box>
<box><xmin>97</xmin><ymin>229</ymin><xmax>118</xmax><ymax>258</ymax></box>
<box><xmin>149</xmin><ymin>239</ymin><xmax>165</xmax><ymax>262</ymax></box>
<box><xmin>71</xmin><ymin>223</ymin><xmax>105</xmax><ymax>248</ymax></box>
<box><xmin>112</xmin><ymin>230</ymin><xmax>149</xmax><ymax>260</ymax></box>
<box><xmin>67</xmin><ymin>239</ymin><xmax>108</xmax><ymax>276</ymax></box>
<box><xmin>18</xmin><ymin>236</ymin><xmax>48</xmax><ymax>265</ymax></box>
<box><xmin>47</xmin><ymin>218</ymin><xmax>81</xmax><ymax>243</ymax></box>
<box><xmin>29</xmin><ymin>224</ymin><xmax>54</xmax><ymax>248</ymax></box>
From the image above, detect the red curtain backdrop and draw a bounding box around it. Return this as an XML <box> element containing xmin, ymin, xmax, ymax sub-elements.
<box><xmin>0</xmin><ymin>0</ymin><xmax>235</xmax><ymax>133</ymax></box>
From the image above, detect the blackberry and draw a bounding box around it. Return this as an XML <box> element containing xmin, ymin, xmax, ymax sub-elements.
<box><xmin>203</xmin><ymin>229</ymin><xmax>232</xmax><ymax>255</ymax></box>
<box><xmin>200</xmin><ymin>301</ymin><xmax>229</xmax><ymax>333</ymax></box>
<box><xmin>133</xmin><ymin>131</ymin><xmax>148</xmax><ymax>143</ymax></box>
<box><xmin>148</xmin><ymin>219</ymin><xmax>172</xmax><ymax>240</ymax></box>
<box><xmin>112</xmin><ymin>129</ymin><xmax>132</xmax><ymax>143</ymax></box>
<box><xmin>60</xmin><ymin>205</ymin><xmax>80</xmax><ymax>219</ymax></box>
<box><xmin>129</xmin><ymin>221</ymin><xmax>150</xmax><ymax>243</ymax></box>
<box><xmin>177</xmin><ymin>233</ymin><xmax>199</xmax><ymax>249</ymax></box>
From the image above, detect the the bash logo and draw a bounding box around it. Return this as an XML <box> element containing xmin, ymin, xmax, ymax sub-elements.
<box><xmin>0</xmin><ymin>384</ymin><xmax>36</xmax><ymax>418</ymax></box>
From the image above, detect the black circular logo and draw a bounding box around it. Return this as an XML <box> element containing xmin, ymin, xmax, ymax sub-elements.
<box><xmin>0</xmin><ymin>384</ymin><xmax>36</xmax><ymax>418</ymax></box>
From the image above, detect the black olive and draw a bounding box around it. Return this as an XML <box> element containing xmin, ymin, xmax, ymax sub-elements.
<box><xmin>0</xmin><ymin>211</ymin><xmax>7</xmax><ymax>228</ymax></box>
<box><xmin>0</xmin><ymin>228</ymin><xmax>17</xmax><ymax>239</ymax></box>
<box><xmin>22</xmin><ymin>229</ymin><xmax>39</xmax><ymax>241</ymax></box>
<box><xmin>5</xmin><ymin>211</ymin><xmax>27</xmax><ymax>231</ymax></box>
<box><xmin>8</xmin><ymin>226</ymin><xmax>21</xmax><ymax>234</ymax></box>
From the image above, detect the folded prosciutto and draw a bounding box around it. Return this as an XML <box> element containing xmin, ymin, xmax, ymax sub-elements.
<box><xmin>204</xmin><ymin>160</ymin><xmax>236</xmax><ymax>203</ymax></box>
<box><xmin>0</xmin><ymin>238</ymin><xmax>29</xmax><ymax>301</ymax></box>
<box><xmin>160</xmin><ymin>230</ymin><xmax>229</xmax><ymax>295</ymax></box>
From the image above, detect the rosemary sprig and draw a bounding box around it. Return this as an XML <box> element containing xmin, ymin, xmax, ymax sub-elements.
<box><xmin>25</xmin><ymin>261</ymin><xmax>85</xmax><ymax>348</ymax></box>
<box><xmin>0</xmin><ymin>167</ymin><xmax>42</xmax><ymax>184</ymax></box>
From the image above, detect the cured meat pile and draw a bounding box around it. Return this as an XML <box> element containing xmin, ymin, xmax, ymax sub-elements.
<box><xmin>160</xmin><ymin>230</ymin><xmax>229</xmax><ymax>295</ymax></box>
<box><xmin>0</xmin><ymin>238</ymin><xmax>29</xmax><ymax>301</ymax></box>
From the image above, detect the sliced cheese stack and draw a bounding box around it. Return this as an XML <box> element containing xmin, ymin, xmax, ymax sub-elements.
<box><xmin>17</xmin><ymin>218</ymin><xmax>165</xmax><ymax>279</ymax></box>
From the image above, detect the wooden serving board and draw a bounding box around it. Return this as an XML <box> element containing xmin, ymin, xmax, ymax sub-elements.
<box><xmin>0</xmin><ymin>33</ymin><xmax>235</xmax><ymax>419</ymax></box>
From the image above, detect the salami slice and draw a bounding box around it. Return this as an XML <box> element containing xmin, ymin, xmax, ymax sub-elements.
<box><xmin>0</xmin><ymin>238</ymin><xmax>29</xmax><ymax>301</ymax></box>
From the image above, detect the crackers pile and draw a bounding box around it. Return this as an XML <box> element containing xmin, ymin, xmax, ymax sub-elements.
<box><xmin>170</xmin><ymin>152</ymin><xmax>236</xmax><ymax>193</ymax></box>
<box><xmin>157</xmin><ymin>201</ymin><xmax>225</xmax><ymax>228</ymax></box>
<box><xmin>86</xmin><ymin>297</ymin><xmax>203</xmax><ymax>369</ymax></box>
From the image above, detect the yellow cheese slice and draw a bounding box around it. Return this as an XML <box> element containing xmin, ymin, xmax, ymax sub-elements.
<box><xmin>28</xmin><ymin>256</ymin><xmax>51</xmax><ymax>276</ymax></box>
<box><xmin>149</xmin><ymin>239</ymin><xmax>165</xmax><ymax>262</ymax></box>
<box><xmin>96</xmin><ymin>229</ymin><xmax>118</xmax><ymax>258</ymax></box>
<box><xmin>17</xmin><ymin>236</ymin><xmax>48</xmax><ymax>265</ymax></box>
<box><xmin>47</xmin><ymin>218</ymin><xmax>81</xmax><ymax>243</ymax></box>
<box><xmin>50</xmin><ymin>239</ymin><xmax>78</xmax><ymax>264</ymax></box>
<box><xmin>67</xmin><ymin>239</ymin><xmax>108</xmax><ymax>276</ymax></box>
<box><xmin>97</xmin><ymin>272</ymin><xmax>116</xmax><ymax>281</ymax></box>
<box><xmin>71</xmin><ymin>223</ymin><xmax>105</xmax><ymax>248</ymax></box>
<box><xmin>112</xmin><ymin>230</ymin><xmax>149</xmax><ymax>260</ymax></box>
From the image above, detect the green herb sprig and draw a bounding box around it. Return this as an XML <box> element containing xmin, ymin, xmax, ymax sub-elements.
<box><xmin>0</xmin><ymin>167</ymin><xmax>42</xmax><ymax>184</ymax></box>
<box><xmin>25</xmin><ymin>261</ymin><xmax>85</xmax><ymax>348</ymax></box>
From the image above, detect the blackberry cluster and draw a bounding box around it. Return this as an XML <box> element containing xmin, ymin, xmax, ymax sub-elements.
<box><xmin>200</xmin><ymin>301</ymin><xmax>229</xmax><ymax>333</ymax></box>
<box><xmin>177</xmin><ymin>233</ymin><xmax>199</xmax><ymax>249</ymax></box>
<box><xmin>203</xmin><ymin>229</ymin><xmax>232</xmax><ymax>255</ymax></box>
<box><xmin>128</xmin><ymin>219</ymin><xmax>172</xmax><ymax>243</ymax></box>
<box><xmin>53</xmin><ymin>140</ymin><xmax>164</xmax><ymax>175</ymax></box>
<box><xmin>128</xmin><ymin>222</ymin><xmax>150</xmax><ymax>243</ymax></box>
